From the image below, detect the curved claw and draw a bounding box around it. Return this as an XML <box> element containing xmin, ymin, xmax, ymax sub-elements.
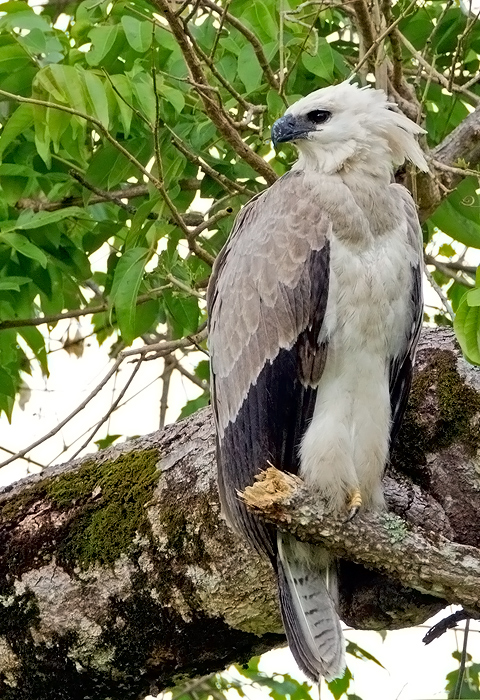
<box><xmin>345</xmin><ymin>489</ymin><xmax>362</xmax><ymax>522</ymax></box>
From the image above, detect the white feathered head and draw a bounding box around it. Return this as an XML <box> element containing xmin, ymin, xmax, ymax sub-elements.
<box><xmin>272</xmin><ymin>81</ymin><xmax>428</xmax><ymax>175</ymax></box>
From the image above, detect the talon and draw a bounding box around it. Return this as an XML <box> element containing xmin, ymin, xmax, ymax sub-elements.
<box><xmin>346</xmin><ymin>489</ymin><xmax>362</xmax><ymax>521</ymax></box>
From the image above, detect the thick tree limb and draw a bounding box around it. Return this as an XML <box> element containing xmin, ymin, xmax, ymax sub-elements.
<box><xmin>242</xmin><ymin>466</ymin><xmax>480</xmax><ymax>614</ymax></box>
<box><xmin>1</xmin><ymin>328</ymin><xmax>480</xmax><ymax>698</ymax></box>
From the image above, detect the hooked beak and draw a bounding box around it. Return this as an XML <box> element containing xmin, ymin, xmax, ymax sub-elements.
<box><xmin>271</xmin><ymin>115</ymin><xmax>309</xmax><ymax>147</ymax></box>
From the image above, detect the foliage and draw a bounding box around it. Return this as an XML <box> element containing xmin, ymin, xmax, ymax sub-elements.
<box><xmin>446</xmin><ymin>651</ymin><xmax>480</xmax><ymax>699</ymax></box>
<box><xmin>0</xmin><ymin>0</ymin><xmax>479</xmax><ymax>424</ymax></box>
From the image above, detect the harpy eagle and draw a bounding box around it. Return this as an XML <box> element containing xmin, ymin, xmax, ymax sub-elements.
<box><xmin>207</xmin><ymin>81</ymin><xmax>428</xmax><ymax>682</ymax></box>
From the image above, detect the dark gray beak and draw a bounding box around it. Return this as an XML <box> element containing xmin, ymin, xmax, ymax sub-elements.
<box><xmin>271</xmin><ymin>115</ymin><xmax>309</xmax><ymax>147</ymax></box>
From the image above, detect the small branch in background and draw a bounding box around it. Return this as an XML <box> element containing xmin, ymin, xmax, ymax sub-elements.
<box><xmin>432</xmin><ymin>158</ymin><xmax>480</xmax><ymax>180</ymax></box>
<box><xmin>447</xmin><ymin>8</ymin><xmax>480</xmax><ymax>94</ymax></box>
<box><xmin>70</xmin><ymin>357</ymin><xmax>144</xmax><ymax>460</ymax></box>
<box><xmin>153</xmin><ymin>0</ymin><xmax>277</xmax><ymax>185</ymax></box>
<box><xmin>0</xmin><ymin>89</ymin><xmax>165</xmax><ymax>190</ymax></box>
<box><xmin>0</xmin><ymin>356</ymin><xmax>123</xmax><ymax>469</ymax></box>
<box><xmin>190</xmin><ymin>207</ymin><xmax>233</xmax><ymax>239</ymax></box>
<box><xmin>423</xmin><ymin>262</ymin><xmax>455</xmax><ymax>320</ymax></box>
<box><xmin>0</xmin><ymin>286</ymin><xmax>171</xmax><ymax>331</ymax></box>
<box><xmin>159</xmin><ymin>354</ymin><xmax>175</xmax><ymax>430</ymax></box>
<box><xmin>454</xmin><ymin>617</ymin><xmax>471</xmax><ymax>700</ymax></box>
<box><xmin>396</xmin><ymin>32</ymin><xmax>480</xmax><ymax>106</ymax></box>
<box><xmin>424</xmin><ymin>256</ymin><xmax>476</xmax><ymax>277</ymax></box>
<box><xmin>0</xmin><ymin>446</ymin><xmax>45</xmax><ymax>469</ymax></box>
<box><xmin>17</xmin><ymin>184</ymin><xmax>150</xmax><ymax>213</ymax></box>
<box><xmin>425</xmin><ymin>254</ymin><xmax>475</xmax><ymax>288</ymax></box>
<box><xmin>170</xmin><ymin>133</ymin><xmax>255</xmax><ymax>197</ymax></box>
<box><xmin>165</xmin><ymin>273</ymin><xmax>204</xmax><ymax>299</ymax></box>
<box><xmin>200</xmin><ymin>0</ymin><xmax>279</xmax><ymax>91</ymax></box>
<box><xmin>171</xmin><ymin>355</ymin><xmax>209</xmax><ymax>391</ymax></box>
<box><xmin>69</xmin><ymin>170</ymin><xmax>137</xmax><ymax>215</ymax></box>
<box><xmin>121</xmin><ymin>327</ymin><xmax>208</xmax><ymax>361</ymax></box>
<box><xmin>351</xmin><ymin>0</ymin><xmax>376</xmax><ymax>72</ymax></box>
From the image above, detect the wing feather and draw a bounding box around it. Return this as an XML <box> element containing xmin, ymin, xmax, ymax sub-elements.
<box><xmin>207</xmin><ymin>171</ymin><xmax>331</xmax><ymax>555</ymax></box>
<box><xmin>388</xmin><ymin>187</ymin><xmax>423</xmax><ymax>447</ymax></box>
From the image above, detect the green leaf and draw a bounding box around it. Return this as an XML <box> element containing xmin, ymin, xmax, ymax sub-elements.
<box><xmin>121</xmin><ymin>16</ymin><xmax>152</xmax><ymax>53</ymax></box>
<box><xmin>430</xmin><ymin>201</ymin><xmax>480</xmax><ymax>249</ymax></box>
<box><xmin>83</xmin><ymin>69</ymin><xmax>109</xmax><ymax>127</ymax></box>
<box><xmin>177</xmin><ymin>391</ymin><xmax>210</xmax><ymax>420</ymax></box>
<box><xmin>86</xmin><ymin>24</ymin><xmax>120</xmax><ymax>66</ymax></box>
<box><xmin>108</xmin><ymin>74</ymin><xmax>133</xmax><ymax>137</ymax></box>
<box><xmin>163</xmin><ymin>290</ymin><xmax>200</xmax><ymax>339</ymax></box>
<box><xmin>302</xmin><ymin>39</ymin><xmax>335</xmax><ymax>81</ymax></box>
<box><xmin>94</xmin><ymin>434</ymin><xmax>122</xmax><ymax>450</ymax></box>
<box><xmin>346</xmin><ymin>641</ymin><xmax>384</xmax><ymax>668</ymax></box>
<box><xmin>19</xmin><ymin>326</ymin><xmax>49</xmax><ymax>376</ymax></box>
<box><xmin>467</xmin><ymin>288</ymin><xmax>480</xmax><ymax>307</ymax></box>
<box><xmin>110</xmin><ymin>247</ymin><xmax>150</xmax><ymax>344</ymax></box>
<box><xmin>160</xmin><ymin>85</ymin><xmax>185</xmax><ymax>114</ymax></box>
<box><xmin>0</xmin><ymin>367</ymin><xmax>15</xmax><ymax>421</ymax></box>
<box><xmin>327</xmin><ymin>667</ymin><xmax>352</xmax><ymax>700</ymax></box>
<box><xmin>438</xmin><ymin>243</ymin><xmax>456</xmax><ymax>258</ymax></box>
<box><xmin>237</xmin><ymin>43</ymin><xmax>262</xmax><ymax>93</ymax></box>
<box><xmin>15</xmin><ymin>207</ymin><xmax>91</xmax><ymax>230</ymax></box>
<box><xmin>0</xmin><ymin>104</ymin><xmax>34</xmax><ymax>161</ymax></box>
<box><xmin>2</xmin><ymin>233</ymin><xmax>48</xmax><ymax>267</ymax></box>
<box><xmin>454</xmin><ymin>292</ymin><xmax>480</xmax><ymax>364</ymax></box>
<box><xmin>0</xmin><ymin>276</ymin><xmax>31</xmax><ymax>291</ymax></box>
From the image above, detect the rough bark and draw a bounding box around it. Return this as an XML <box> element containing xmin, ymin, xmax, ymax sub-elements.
<box><xmin>1</xmin><ymin>328</ymin><xmax>480</xmax><ymax>699</ymax></box>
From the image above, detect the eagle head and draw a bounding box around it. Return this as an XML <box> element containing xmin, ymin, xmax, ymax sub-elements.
<box><xmin>272</xmin><ymin>81</ymin><xmax>428</xmax><ymax>175</ymax></box>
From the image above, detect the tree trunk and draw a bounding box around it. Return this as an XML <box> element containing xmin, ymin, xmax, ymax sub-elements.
<box><xmin>1</xmin><ymin>328</ymin><xmax>479</xmax><ymax>700</ymax></box>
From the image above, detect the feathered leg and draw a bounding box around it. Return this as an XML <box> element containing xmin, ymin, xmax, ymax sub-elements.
<box><xmin>276</xmin><ymin>532</ymin><xmax>346</xmax><ymax>682</ymax></box>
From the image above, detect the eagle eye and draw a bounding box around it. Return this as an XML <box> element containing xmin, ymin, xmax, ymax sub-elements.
<box><xmin>306</xmin><ymin>109</ymin><xmax>331</xmax><ymax>125</ymax></box>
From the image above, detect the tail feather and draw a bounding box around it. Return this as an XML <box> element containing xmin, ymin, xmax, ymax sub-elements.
<box><xmin>277</xmin><ymin>533</ymin><xmax>346</xmax><ymax>683</ymax></box>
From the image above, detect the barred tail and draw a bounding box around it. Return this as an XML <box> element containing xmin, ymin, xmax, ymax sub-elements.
<box><xmin>277</xmin><ymin>533</ymin><xmax>346</xmax><ymax>682</ymax></box>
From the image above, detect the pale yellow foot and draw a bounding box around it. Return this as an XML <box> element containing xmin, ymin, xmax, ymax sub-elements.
<box><xmin>345</xmin><ymin>488</ymin><xmax>362</xmax><ymax>521</ymax></box>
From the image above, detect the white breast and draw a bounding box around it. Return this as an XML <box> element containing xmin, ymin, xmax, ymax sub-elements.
<box><xmin>299</xmin><ymin>214</ymin><xmax>418</xmax><ymax>512</ymax></box>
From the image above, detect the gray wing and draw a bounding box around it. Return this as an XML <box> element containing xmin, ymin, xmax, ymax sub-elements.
<box><xmin>207</xmin><ymin>171</ymin><xmax>332</xmax><ymax>557</ymax></box>
<box><xmin>388</xmin><ymin>187</ymin><xmax>424</xmax><ymax>447</ymax></box>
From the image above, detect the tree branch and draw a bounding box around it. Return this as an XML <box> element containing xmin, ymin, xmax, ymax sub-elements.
<box><xmin>2</xmin><ymin>328</ymin><xmax>480</xmax><ymax>697</ymax></box>
<box><xmin>242</xmin><ymin>466</ymin><xmax>480</xmax><ymax>614</ymax></box>
<box><xmin>152</xmin><ymin>0</ymin><xmax>277</xmax><ymax>185</ymax></box>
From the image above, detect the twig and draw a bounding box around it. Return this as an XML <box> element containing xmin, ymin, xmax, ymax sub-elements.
<box><xmin>69</xmin><ymin>171</ymin><xmax>136</xmax><ymax>215</ymax></box>
<box><xmin>0</xmin><ymin>446</ymin><xmax>45</xmax><ymax>469</ymax></box>
<box><xmin>431</xmin><ymin>158</ymin><xmax>480</xmax><ymax>180</ymax></box>
<box><xmin>200</xmin><ymin>0</ymin><xmax>279</xmax><ymax>91</ymax></box>
<box><xmin>170</xmin><ymin>356</ymin><xmax>209</xmax><ymax>391</ymax></box>
<box><xmin>70</xmin><ymin>357</ymin><xmax>143</xmax><ymax>459</ymax></box>
<box><xmin>153</xmin><ymin>0</ymin><xmax>277</xmax><ymax>184</ymax></box>
<box><xmin>159</xmin><ymin>354</ymin><xmax>175</xmax><ymax>430</ymax></box>
<box><xmin>0</xmin><ymin>89</ymin><xmax>165</xmax><ymax>190</ymax></box>
<box><xmin>0</xmin><ymin>287</ymin><xmax>171</xmax><ymax>331</ymax></box>
<box><xmin>170</xmin><ymin>133</ymin><xmax>255</xmax><ymax>197</ymax></box>
<box><xmin>351</xmin><ymin>0</ymin><xmax>375</xmax><ymax>70</ymax></box>
<box><xmin>352</xmin><ymin>0</ymin><xmax>417</xmax><ymax>78</ymax></box>
<box><xmin>209</xmin><ymin>0</ymin><xmax>231</xmax><ymax>60</ymax></box>
<box><xmin>190</xmin><ymin>207</ymin><xmax>233</xmax><ymax>239</ymax></box>
<box><xmin>453</xmin><ymin>617</ymin><xmax>470</xmax><ymax>699</ymax></box>
<box><xmin>424</xmin><ymin>254</ymin><xmax>476</xmax><ymax>278</ymax></box>
<box><xmin>396</xmin><ymin>33</ymin><xmax>480</xmax><ymax>106</ymax></box>
<box><xmin>165</xmin><ymin>274</ymin><xmax>204</xmax><ymax>299</ymax></box>
<box><xmin>121</xmin><ymin>327</ymin><xmax>208</xmax><ymax>360</ymax></box>
<box><xmin>423</xmin><ymin>262</ymin><xmax>455</xmax><ymax>320</ymax></box>
<box><xmin>447</xmin><ymin>8</ymin><xmax>480</xmax><ymax>94</ymax></box>
<box><xmin>0</xmin><ymin>357</ymin><xmax>124</xmax><ymax>469</ymax></box>
<box><xmin>425</xmin><ymin>255</ymin><xmax>475</xmax><ymax>288</ymax></box>
<box><xmin>16</xmin><ymin>185</ymin><xmax>150</xmax><ymax>213</ymax></box>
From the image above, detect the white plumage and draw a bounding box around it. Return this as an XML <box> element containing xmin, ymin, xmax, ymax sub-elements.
<box><xmin>208</xmin><ymin>81</ymin><xmax>426</xmax><ymax>683</ymax></box>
